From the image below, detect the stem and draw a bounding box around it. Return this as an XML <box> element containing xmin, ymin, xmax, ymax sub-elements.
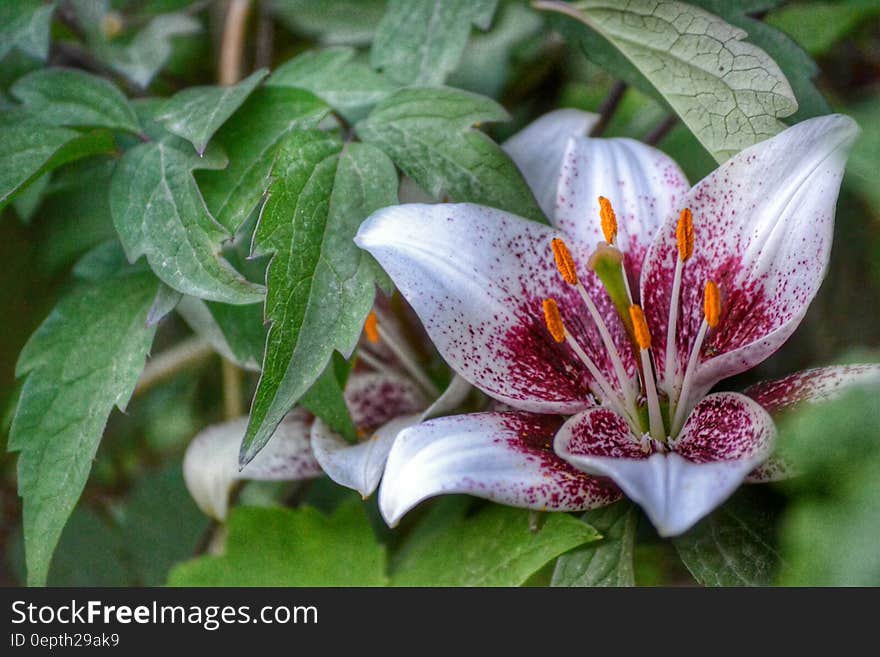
<box><xmin>644</xmin><ymin>115</ymin><xmax>678</xmax><ymax>146</ymax></box>
<box><xmin>254</xmin><ymin>2</ymin><xmax>274</xmax><ymax>69</ymax></box>
<box><xmin>222</xmin><ymin>358</ymin><xmax>244</xmax><ymax>419</ymax></box>
<box><xmin>219</xmin><ymin>0</ymin><xmax>251</xmax><ymax>86</ymax></box>
<box><xmin>133</xmin><ymin>337</ymin><xmax>215</xmax><ymax>397</ymax></box>
<box><xmin>589</xmin><ymin>81</ymin><xmax>627</xmax><ymax>137</ymax></box>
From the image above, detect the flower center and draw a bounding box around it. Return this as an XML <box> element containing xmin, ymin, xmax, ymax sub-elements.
<box><xmin>542</xmin><ymin>198</ymin><xmax>722</xmax><ymax>444</ymax></box>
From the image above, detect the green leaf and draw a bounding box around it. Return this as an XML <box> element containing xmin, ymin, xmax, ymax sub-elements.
<box><xmin>269</xmin><ymin>0</ymin><xmax>387</xmax><ymax>46</ymax></box>
<box><xmin>391</xmin><ymin>503</ymin><xmax>601</xmax><ymax>586</ymax></box>
<box><xmin>537</xmin><ymin>0</ymin><xmax>798</xmax><ymax>162</ymax></box>
<box><xmin>268</xmin><ymin>47</ymin><xmax>397</xmax><ymax>123</ymax></box>
<box><xmin>8</xmin><ymin>271</ymin><xmax>160</xmax><ymax>586</ymax></box>
<box><xmin>118</xmin><ymin>463</ymin><xmax>211</xmax><ymax>586</ymax></box>
<box><xmin>672</xmin><ymin>488</ymin><xmax>782</xmax><ymax>586</ymax></box>
<box><xmin>93</xmin><ymin>12</ymin><xmax>201</xmax><ymax>88</ymax></box>
<box><xmin>0</xmin><ymin>0</ymin><xmax>54</xmax><ymax>61</ymax></box>
<box><xmin>356</xmin><ymin>86</ymin><xmax>545</xmax><ymax>223</ymax></box>
<box><xmin>551</xmin><ymin>501</ymin><xmax>638</xmax><ymax>587</ymax></box>
<box><xmin>176</xmin><ymin>296</ymin><xmax>265</xmax><ymax>370</ymax></box>
<box><xmin>300</xmin><ymin>354</ymin><xmax>357</xmax><ymax>442</ymax></box>
<box><xmin>766</xmin><ymin>0</ymin><xmax>880</xmax><ymax>58</ymax></box>
<box><xmin>10</xmin><ymin>68</ymin><xmax>141</xmax><ymax>134</ymax></box>
<box><xmin>241</xmin><ymin>132</ymin><xmax>397</xmax><ymax>463</ymax></box>
<box><xmin>198</xmin><ymin>87</ymin><xmax>330</xmax><ymax>232</ymax></box>
<box><xmin>371</xmin><ymin>0</ymin><xmax>498</xmax><ymax>86</ymax></box>
<box><xmin>0</xmin><ymin>111</ymin><xmax>116</xmax><ymax>209</ymax></box>
<box><xmin>110</xmin><ymin>140</ymin><xmax>265</xmax><ymax>304</ymax></box>
<box><xmin>155</xmin><ymin>69</ymin><xmax>268</xmax><ymax>154</ymax></box>
<box><xmin>777</xmin><ymin>386</ymin><xmax>880</xmax><ymax>586</ymax></box>
<box><xmin>168</xmin><ymin>501</ymin><xmax>387</xmax><ymax>586</ymax></box>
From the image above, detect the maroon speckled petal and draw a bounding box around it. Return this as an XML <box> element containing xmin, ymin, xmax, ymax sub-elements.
<box><xmin>744</xmin><ymin>364</ymin><xmax>880</xmax><ymax>414</ymax></box>
<box><xmin>555</xmin><ymin>137</ymin><xmax>689</xmax><ymax>294</ymax></box>
<box><xmin>556</xmin><ymin>394</ymin><xmax>775</xmax><ymax>536</ymax></box>
<box><xmin>378</xmin><ymin>412</ymin><xmax>621</xmax><ymax>526</ymax></box>
<box><xmin>640</xmin><ymin>115</ymin><xmax>858</xmax><ymax>398</ymax></box>
<box><xmin>743</xmin><ymin>364</ymin><xmax>880</xmax><ymax>482</ymax></box>
<box><xmin>356</xmin><ymin>203</ymin><xmax>637</xmax><ymax>413</ymax></box>
<box><xmin>345</xmin><ymin>371</ymin><xmax>427</xmax><ymax>433</ymax></box>
<box><xmin>674</xmin><ymin>392</ymin><xmax>776</xmax><ymax>464</ymax></box>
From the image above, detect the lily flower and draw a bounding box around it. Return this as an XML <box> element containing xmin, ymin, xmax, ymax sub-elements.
<box><xmin>183</xmin><ymin>305</ymin><xmax>467</xmax><ymax>519</ymax></box>
<box><xmin>355</xmin><ymin>110</ymin><xmax>879</xmax><ymax>536</ymax></box>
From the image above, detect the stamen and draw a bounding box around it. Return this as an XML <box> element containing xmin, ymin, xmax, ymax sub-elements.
<box><xmin>374</xmin><ymin>322</ymin><xmax>440</xmax><ymax>398</ymax></box>
<box><xmin>543</xmin><ymin>298</ymin><xmax>637</xmax><ymax>427</ymax></box>
<box><xmin>664</xmin><ymin>208</ymin><xmax>694</xmax><ymax>398</ymax></box>
<box><xmin>542</xmin><ymin>298</ymin><xmax>566</xmax><ymax>343</ymax></box>
<box><xmin>598</xmin><ymin>196</ymin><xmax>617</xmax><ymax>244</ymax></box>
<box><xmin>704</xmin><ymin>280</ymin><xmax>721</xmax><ymax>328</ymax></box>
<box><xmin>629</xmin><ymin>304</ymin><xmax>666</xmax><ymax>442</ymax></box>
<box><xmin>551</xmin><ymin>238</ymin><xmax>578</xmax><ymax>285</ymax></box>
<box><xmin>364</xmin><ymin>310</ymin><xmax>380</xmax><ymax>343</ymax></box>
<box><xmin>671</xmin><ymin>280</ymin><xmax>721</xmax><ymax>434</ymax></box>
<box><xmin>629</xmin><ymin>304</ymin><xmax>651</xmax><ymax>350</ymax></box>
<box><xmin>676</xmin><ymin>208</ymin><xmax>694</xmax><ymax>261</ymax></box>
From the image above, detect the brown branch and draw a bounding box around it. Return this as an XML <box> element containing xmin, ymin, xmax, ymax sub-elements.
<box><xmin>219</xmin><ymin>0</ymin><xmax>251</xmax><ymax>86</ymax></box>
<box><xmin>644</xmin><ymin>114</ymin><xmax>678</xmax><ymax>145</ymax></box>
<box><xmin>589</xmin><ymin>81</ymin><xmax>628</xmax><ymax>137</ymax></box>
<box><xmin>133</xmin><ymin>337</ymin><xmax>215</xmax><ymax>397</ymax></box>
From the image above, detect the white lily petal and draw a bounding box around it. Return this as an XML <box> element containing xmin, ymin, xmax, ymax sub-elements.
<box><xmin>312</xmin><ymin>413</ymin><xmax>422</xmax><ymax>499</ymax></box>
<box><xmin>555</xmin><ymin>136</ymin><xmax>689</xmax><ymax>285</ymax></box>
<box><xmin>356</xmin><ymin>202</ymin><xmax>635</xmax><ymax>413</ymax></box>
<box><xmin>641</xmin><ymin>114</ymin><xmax>860</xmax><ymax>399</ymax></box>
<box><xmin>379</xmin><ymin>412</ymin><xmax>620</xmax><ymax>526</ymax></box>
<box><xmin>311</xmin><ymin>375</ymin><xmax>469</xmax><ymax>498</ymax></box>
<box><xmin>555</xmin><ymin>393</ymin><xmax>775</xmax><ymax>536</ymax></box>
<box><xmin>502</xmin><ymin>109</ymin><xmax>599</xmax><ymax>218</ymax></box>
<box><xmin>183</xmin><ymin>410</ymin><xmax>321</xmax><ymax>520</ymax></box>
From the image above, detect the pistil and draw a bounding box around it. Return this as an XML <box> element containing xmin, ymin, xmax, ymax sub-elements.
<box><xmin>629</xmin><ymin>304</ymin><xmax>666</xmax><ymax>442</ymax></box>
<box><xmin>551</xmin><ymin>238</ymin><xmax>637</xmax><ymax>411</ymax></box>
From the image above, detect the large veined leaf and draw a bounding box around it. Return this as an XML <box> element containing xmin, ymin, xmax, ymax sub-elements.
<box><xmin>198</xmin><ymin>87</ymin><xmax>330</xmax><ymax>232</ymax></box>
<box><xmin>241</xmin><ymin>131</ymin><xmax>397</xmax><ymax>463</ymax></box>
<box><xmin>0</xmin><ymin>111</ymin><xmax>116</xmax><ymax>210</ymax></box>
<box><xmin>269</xmin><ymin>0</ymin><xmax>387</xmax><ymax>46</ymax></box>
<box><xmin>356</xmin><ymin>86</ymin><xmax>545</xmax><ymax>223</ymax></box>
<box><xmin>10</xmin><ymin>68</ymin><xmax>142</xmax><ymax>134</ymax></box>
<box><xmin>155</xmin><ymin>69</ymin><xmax>268</xmax><ymax>154</ymax></box>
<box><xmin>168</xmin><ymin>502</ymin><xmax>387</xmax><ymax>586</ymax></box>
<box><xmin>551</xmin><ymin>501</ymin><xmax>638</xmax><ymax>587</ymax></box>
<box><xmin>371</xmin><ymin>0</ymin><xmax>498</xmax><ymax>86</ymax></box>
<box><xmin>110</xmin><ymin>140</ymin><xmax>264</xmax><ymax>304</ymax></box>
<box><xmin>536</xmin><ymin>0</ymin><xmax>798</xmax><ymax>162</ymax></box>
<box><xmin>391</xmin><ymin>502</ymin><xmax>600</xmax><ymax>586</ymax></box>
<box><xmin>268</xmin><ymin>47</ymin><xmax>397</xmax><ymax>123</ymax></box>
<box><xmin>672</xmin><ymin>488</ymin><xmax>782</xmax><ymax>586</ymax></box>
<box><xmin>0</xmin><ymin>0</ymin><xmax>54</xmax><ymax>61</ymax></box>
<box><xmin>8</xmin><ymin>270</ymin><xmax>161</xmax><ymax>586</ymax></box>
